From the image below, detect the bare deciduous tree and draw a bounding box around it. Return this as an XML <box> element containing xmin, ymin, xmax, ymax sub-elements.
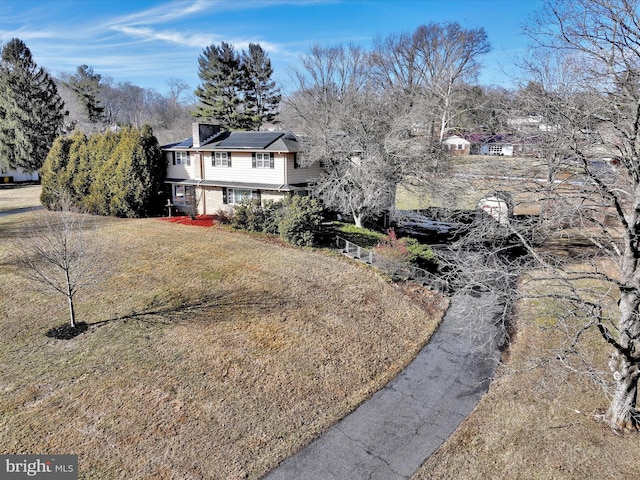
<box><xmin>284</xmin><ymin>44</ymin><xmax>437</xmax><ymax>228</ymax></box>
<box><xmin>371</xmin><ymin>23</ymin><xmax>491</xmax><ymax>141</ymax></box>
<box><xmin>17</xmin><ymin>199</ymin><xmax>107</xmax><ymax>331</ymax></box>
<box><xmin>518</xmin><ymin>0</ymin><xmax>640</xmax><ymax>432</ymax></box>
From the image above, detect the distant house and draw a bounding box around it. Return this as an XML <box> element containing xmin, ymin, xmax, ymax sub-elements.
<box><xmin>479</xmin><ymin>142</ymin><xmax>514</xmax><ymax>156</ymax></box>
<box><xmin>162</xmin><ymin>123</ymin><xmax>323</xmax><ymax>215</ymax></box>
<box><xmin>443</xmin><ymin>135</ymin><xmax>471</xmax><ymax>155</ymax></box>
<box><xmin>466</xmin><ymin>133</ymin><xmax>540</xmax><ymax>157</ymax></box>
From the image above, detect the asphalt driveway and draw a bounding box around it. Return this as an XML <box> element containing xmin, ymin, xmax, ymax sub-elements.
<box><xmin>264</xmin><ymin>291</ymin><xmax>505</xmax><ymax>480</ymax></box>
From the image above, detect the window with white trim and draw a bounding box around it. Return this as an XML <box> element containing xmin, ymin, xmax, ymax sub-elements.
<box><xmin>174</xmin><ymin>151</ymin><xmax>190</xmax><ymax>166</ymax></box>
<box><xmin>254</xmin><ymin>152</ymin><xmax>272</xmax><ymax>168</ymax></box>
<box><xmin>226</xmin><ymin>188</ymin><xmax>258</xmax><ymax>205</ymax></box>
<box><xmin>173</xmin><ymin>185</ymin><xmax>195</xmax><ymax>206</ymax></box>
<box><xmin>213</xmin><ymin>151</ymin><xmax>230</xmax><ymax>167</ymax></box>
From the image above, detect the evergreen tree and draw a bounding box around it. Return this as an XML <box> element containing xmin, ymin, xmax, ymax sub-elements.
<box><xmin>40</xmin><ymin>135</ymin><xmax>73</xmax><ymax>208</ymax></box>
<box><xmin>63</xmin><ymin>130</ymin><xmax>88</xmax><ymax>205</ymax></box>
<box><xmin>242</xmin><ymin>43</ymin><xmax>281</xmax><ymax>130</ymax></box>
<box><xmin>97</xmin><ymin>126</ymin><xmax>165</xmax><ymax>217</ymax></box>
<box><xmin>108</xmin><ymin>127</ymin><xmax>140</xmax><ymax>217</ymax></box>
<box><xmin>86</xmin><ymin>130</ymin><xmax>119</xmax><ymax>215</ymax></box>
<box><xmin>63</xmin><ymin>64</ymin><xmax>104</xmax><ymax>124</ymax></box>
<box><xmin>136</xmin><ymin>124</ymin><xmax>166</xmax><ymax>216</ymax></box>
<box><xmin>0</xmin><ymin>38</ymin><xmax>66</xmax><ymax>172</ymax></box>
<box><xmin>72</xmin><ymin>133</ymin><xmax>100</xmax><ymax>210</ymax></box>
<box><xmin>193</xmin><ymin>42</ymin><xmax>281</xmax><ymax>130</ymax></box>
<box><xmin>193</xmin><ymin>42</ymin><xmax>243</xmax><ymax>129</ymax></box>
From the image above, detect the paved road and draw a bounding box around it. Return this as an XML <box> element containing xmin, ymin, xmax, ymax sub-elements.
<box><xmin>264</xmin><ymin>292</ymin><xmax>504</xmax><ymax>480</ymax></box>
<box><xmin>0</xmin><ymin>206</ymin><xmax>43</xmax><ymax>217</ymax></box>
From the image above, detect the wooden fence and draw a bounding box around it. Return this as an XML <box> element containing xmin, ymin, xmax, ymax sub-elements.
<box><xmin>335</xmin><ymin>236</ymin><xmax>448</xmax><ymax>293</ymax></box>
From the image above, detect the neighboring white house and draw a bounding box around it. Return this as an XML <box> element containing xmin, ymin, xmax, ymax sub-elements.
<box><xmin>162</xmin><ymin>123</ymin><xmax>323</xmax><ymax>215</ymax></box>
<box><xmin>478</xmin><ymin>143</ymin><xmax>514</xmax><ymax>156</ymax></box>
<box><xmin>443</xmin><ymin>135</ymin><xmax>471</xmax><ymax>155</ymax></box>
<box><xmin>0</xmin><ymin>168</ymin><xmax>39</xmax><ymax>183</ymax></box>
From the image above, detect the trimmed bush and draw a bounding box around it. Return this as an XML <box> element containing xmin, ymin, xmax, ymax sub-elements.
<box><xmin>40</xmin><ymin>126</ymin><xmax>166</xmax><ymax>217</ymax></box>
<box><xmin>278</xmin><ymin>196</ymin><xmax>323</xmax><ymax>246</ymax></box>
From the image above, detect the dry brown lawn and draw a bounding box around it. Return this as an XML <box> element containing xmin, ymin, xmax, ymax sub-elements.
<box><xmin>0</xmin><ymin>197</ymin><xmax>446</xmax><ymax>479</ymax></box>
<box><xmin>0</xmin><ymin>184</ymin><xmax>42</xmax><ymax>212</ymax></box>
<box><xmin>396</xmin><ymin>156</ymin><xmax>556</xmax><ymax>215</ymax></box>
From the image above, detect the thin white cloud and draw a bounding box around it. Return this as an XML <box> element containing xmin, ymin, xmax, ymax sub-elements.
<box><xmin>112</xmin><ymin>26</ymin><xmax>219</xmax><ymax>48</ymax></box>
<box><xmin>105</xmin><ymin>0</ymin><xmax>214</xmax><ymax>28</ymax></box>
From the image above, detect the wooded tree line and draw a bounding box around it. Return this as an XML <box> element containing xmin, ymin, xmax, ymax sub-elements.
<box><xmin>40</xmin><ymin>126</ymin><xmax>166</xmax><ymax>217</ymax></box>
<box><xmin>281</xmin><ymin>21</ymin><xmax>495</xmax><ymax>227</ymax></box>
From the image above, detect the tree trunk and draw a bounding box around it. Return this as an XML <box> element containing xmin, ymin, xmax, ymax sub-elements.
<box><xmin>67</xmin><ymin>295</ymin><xmax>76</xmax><ymax>328</ymax></box>
<box><xmin>353</xmin><ymin>212</ymin><xmax>363</xmax><ymax>229</ymax></box>
<box><xmin>606</xmin><ymin>350</ymin><xmax>639</xmax><ymax>430</ymax></box>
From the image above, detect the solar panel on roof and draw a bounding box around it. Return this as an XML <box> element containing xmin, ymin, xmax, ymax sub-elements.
<box><xmin>174</xmin><ymin>138</ymin><xmax>193</xmax><ymax>148</ymax></box>
<box><xmin>216</xmin><ymin>132</ymin><xmax>282</xmax><ymax>149</ymax></box>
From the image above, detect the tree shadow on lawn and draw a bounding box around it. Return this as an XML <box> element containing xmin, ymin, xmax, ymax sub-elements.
<box><xmin>87</xmin><ymin>289</ymin><xmax>291</xmax><ymax>332</ymax></box>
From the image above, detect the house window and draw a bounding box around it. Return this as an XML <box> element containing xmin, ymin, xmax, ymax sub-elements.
<box><xmin>174</xmin><ymin>151</ymin><xmax>190</xmax><ymax>166</ymax></box>
<box><xmin>226</xmin><ymin>188</ymin><xmax>258</xmax><ymax>205</ymax></box>
<box><xmin>174</xmin><ymin>185</ymin><xmax>195</xmax><ymax>206</ymax></box>
<box><xmin>488</xmin><ymin>145</ymin><xmax>502</xmax><ymax>155</ymax></box>
<box><xmin>213</xmin><ymin>151</ymin><xmax>231</xmax><ymax>167</ymax></box>
<box><xmin>253</xmin><ymin>152</ymin><xmax>273</xmax><ymax>169</ymax></box>
<box><xmin>457</xmin><ymin>144</ymin><xmax>464</xmax><ymax>150</ymax></box>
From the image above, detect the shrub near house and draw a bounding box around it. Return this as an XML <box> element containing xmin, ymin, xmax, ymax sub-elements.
<box><xmin>231</xmin><ymin>196</ymin><xmax>324</xmax><ymax>247</ymax></box>
<box><xmin>40</xmin><ymin>126</ymin><xmax>166</xmax><ymax>217</ymax></box>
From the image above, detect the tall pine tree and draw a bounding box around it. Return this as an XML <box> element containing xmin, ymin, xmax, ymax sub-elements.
<box><xmin>193</xmin><ymin>42</ymin><xmax>280</xmax><ymax>130</ymax></box>
<box><xmin>63</xmin><ymin>64</ymin><xmax>104</xmax><ymax>124</ymax></box>
<box><xmin>193</xmin><ymin>42</ymin><xmax>243</xmax><ymax>129</ymax></box>
<box><xmin>0</xmin><ymin>38</ymin><xmax>66</xmax><ymax>172</ymax></box>
<box><xmin>242</xmin><ymin>43</ymin><xmax>281</xmax><ymax>130</ymax></box>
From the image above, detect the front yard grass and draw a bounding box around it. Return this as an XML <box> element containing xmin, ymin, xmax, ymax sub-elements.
<box><xmin>0</xmin><ymin>184</ymin><xmax>42</xmax><ymax>212</ymax></box>
<box><xmin>0</xmin><ymin>208</ymin><xmax>446</xmax><ymax>479</ymax></box>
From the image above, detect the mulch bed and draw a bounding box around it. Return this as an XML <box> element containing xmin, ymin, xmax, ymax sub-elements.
<box><xmin>46</xmin><ymin>322</ymin><xmax>89</xmax><ymax>340</ymax></box>
<box><xmin>159</xmin><ymin>215</ymin><xmax>216</xmax><ymax>227</ymax></box>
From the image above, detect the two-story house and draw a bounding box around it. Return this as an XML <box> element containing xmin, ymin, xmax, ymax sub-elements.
<box><xmin>162</xmin><ymin>123</ymin><xmax>323</xmax><ymax>215</ymax></box>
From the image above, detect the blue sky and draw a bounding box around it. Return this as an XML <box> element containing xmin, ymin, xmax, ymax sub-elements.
<box><xmin>0</xmin><ymin>0</ymin><xmax>543</xmax><ymax>97</ymax></box>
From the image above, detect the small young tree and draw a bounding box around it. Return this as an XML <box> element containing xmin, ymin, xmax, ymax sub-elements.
<box><xmin>18</xmin><ymin>198</ymin><xmax>106</xmax><ymax>334</ymax></box>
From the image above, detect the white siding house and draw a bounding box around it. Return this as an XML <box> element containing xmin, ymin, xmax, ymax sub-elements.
<box><xmin>162</xmin><ymin>123</ymin><xmax>323</xmax><ymax>215</ymax></box>
<box><xmin>1</xmin><ymin>168</ymin><xmax>39</xmax><ymax>183</ymax></box>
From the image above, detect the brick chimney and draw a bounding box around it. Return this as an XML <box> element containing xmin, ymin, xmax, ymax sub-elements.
<box><xmin>192</xmin><ymin>123</ymin><xmax>220</xmax><ymax>148</ymax></box>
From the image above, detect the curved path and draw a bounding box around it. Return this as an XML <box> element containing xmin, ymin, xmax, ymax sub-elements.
<box><xmin>264</xmin><ymin>291</ymin><xmax>505</xmax><ymax>480</ymax></box>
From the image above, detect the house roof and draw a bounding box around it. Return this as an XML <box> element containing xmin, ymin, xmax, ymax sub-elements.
<box><xmin>162</xmin><ymin>131</ymin><xmax>301</xmax><ymax>153</ymax></box>
<box><xmin>443</xmin><ymin>135</ymin><xmax>471</xmax><ymax>145</ymax></box>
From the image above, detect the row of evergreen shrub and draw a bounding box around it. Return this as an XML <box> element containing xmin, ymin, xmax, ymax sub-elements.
<box><xmin>40</xmin><ymin>126</ymin><xmax>166</xmax><ymax>217</ymax></box>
